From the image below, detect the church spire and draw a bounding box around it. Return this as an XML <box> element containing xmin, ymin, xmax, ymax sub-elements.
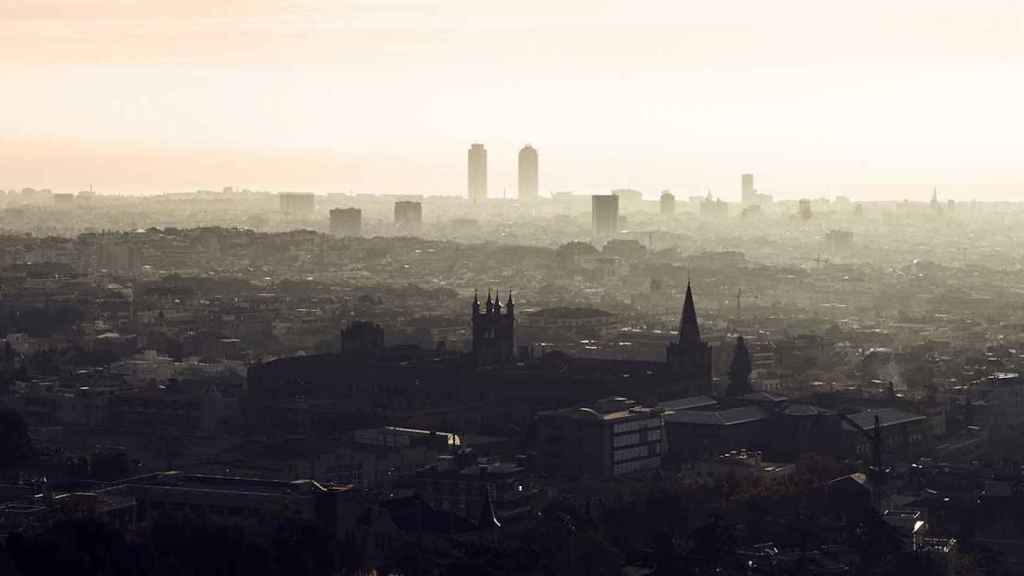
<box><xmin>679</xmin><ymin>281</ymin><xmax>702</xmax><ymax>345</ymax></box>
<box><xmin>472</xmin><ymin>290</ymin><xmax>480</xmax><ymax>316</ymax></box>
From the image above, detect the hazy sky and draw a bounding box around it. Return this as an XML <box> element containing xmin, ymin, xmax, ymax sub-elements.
<box><xmin>2</xmin><ymin>0</ymin><xmax>1023</xmax><ymax>200</ymax></box>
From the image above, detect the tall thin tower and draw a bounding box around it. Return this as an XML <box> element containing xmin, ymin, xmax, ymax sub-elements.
<box><xmin>468</xmin><ymin>144</ymin><xmax>488</xmax><ymax>202</ymax></box>
<box><xmin>741</xmin><ymin>173</ymin><xmax>754</xmax><ymax>204</ymax></box>
<box><xmin>517</xmin><ymin>145</ymin><xmax>538</xmax><ymax>202</ymax></box>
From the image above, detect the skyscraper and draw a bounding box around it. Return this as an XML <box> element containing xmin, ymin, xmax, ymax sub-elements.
<box><xmin>517</xmin><ymin>145</ymin><xmax>538</xmax><ymax>202</ymax></box>
<box><xmin>468</xmin><ymin>144</ymin><xmax>487</xmax><ymax>202</ymax></box>
<box><xmin>741</xmin><ymin>173</ymin><xmax>755</xmax><ymax>204</ymax></box>
<box><xmin>592</xmin><ymin>194</ymin><xmax>619</xmax><ymax>237</ymax></box>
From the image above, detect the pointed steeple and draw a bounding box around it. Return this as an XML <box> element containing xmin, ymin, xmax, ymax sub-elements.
<box><xmin>679</xmin><ymin>281</ymin><xmax>702</xmax><ymax>345</ymax></box>
<box><xmin>506</xmin><ymin>290</ymin><xmax>514</xmax><ymax>316</ymax></box>
<box><xmin>486</xmin><ymin>289</ymin><xmax>493</xmax><ymax>313</ymax></box>
<box><xmin>472</xmin><ymin>290</ymin><xmax>480</xmax><ymax>316</ymax></box>
<box><xmin>494</xmin><ymin>291</ymin><xmax>502</xmax><ymax>313</ymax></box>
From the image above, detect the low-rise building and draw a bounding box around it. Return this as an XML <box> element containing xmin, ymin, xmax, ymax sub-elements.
<box><xmin>535</xmin><ymin>396</ymin><xmax>662</xmax><ymax>479</ymax></box>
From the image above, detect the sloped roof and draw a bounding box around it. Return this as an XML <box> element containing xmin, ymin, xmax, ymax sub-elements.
<box><xmin>841</xmin><ymin>408</ymin><xmax>926</xmax><ymax>431</ymax></box>
<box><xmin>657</xmin><ymin>395</ymin><xmax>718</xmax><ymax>412</ymax></box>
<box><xmin>664</xmin><ymin>405</ymin><xmax>768</xmax><ymax>426</ymax></box>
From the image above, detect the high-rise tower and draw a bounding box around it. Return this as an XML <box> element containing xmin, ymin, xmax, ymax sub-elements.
<box><xmin>660</xmin><ymin>191</ymin><xmax>676</xmax><ymax>215</ymax></box>
<box><xmin>591</xmin><ymin>194</ymin><xmax>619</xmax><ymax>237</ymax></box>
<box><xmin>741</xmin><ymin>173</ymin><xmax>755</xmax><ymax>204</ymax></box>
<box><xmin>468</xmin><ymin>144</ymin><xmax>488</xmax><ymax>202</ymax></box>
<box><xmin>518</xmin><ymin>145</ymin><xmax>538</xmax><ymax>202</ymax></box>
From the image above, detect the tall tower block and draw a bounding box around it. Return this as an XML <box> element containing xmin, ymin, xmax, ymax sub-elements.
<box><xmin>468</xmin><ymin>144</ymin><xmax>488</xmax><ymax>202</ymax></box>
<box><xmin>518</xmin><ymin>145</ymin><xmax>538</xmax><ymax>202</ymax></box>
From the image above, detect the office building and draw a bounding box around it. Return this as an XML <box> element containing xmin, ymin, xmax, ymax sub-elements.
<box><xmin>468</xmin><ymin>144</ymin><xmax>487</xmax><ymax>202</ymax></box>
<box><xmin>52</xmin><ymin>193</ymin><xmax>75</xmax><ymax>206</ymax></box>
<box><xmin>592</xmin><ymin>194</ymin><xmax>619</xmax><ymax>236</ymax></box>
<box><xmin>660</xmin><ymin>191</ymin><xmax>675</xmax><ymax>215</ymax></box>
<box><xmin>535</xmin><ymin>397</ymin><xmax>663</xmax><ymax>479</ymax></box>
<box><xmin>279</xmin><ymin>192</ymin><xmax>316</xmax><ymax>213</ymax></box>
<box><xmin>741</xmin><ymin>173</ymin><xmax>772</xmax><ymax>205</ymax></box>
<box><xmin>612</xmin><ymin>188</ymin><xmax>643</xmax><ymax>212</ymax></box>
<box><xmin>799</xmin><ymin>199</ymin><xmax>813</xmax><ymax>220</ymax></box>
<box><xmin>742</xmin><ymin>174</ymin><xmax>755</xmax><ymax>204</ymax></box>
<box><xmin>329</xmin><ymin>208</ymin><xmax>362</xmax><ymax>237</ymax></box>
<box><xmin>394</xmin><ymin>201</ymin><xmax>422</xmax><ymax>230</ymax></box>
<box><xmin>517</xmin><ymin>145</ymin><xmax>538</xmax><ymax>202</ymax></box>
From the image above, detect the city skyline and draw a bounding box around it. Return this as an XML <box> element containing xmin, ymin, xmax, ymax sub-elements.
<box><xmin>5</xmin><ymin>4</ymin><xmax>1024</xmax><ymax>574</ymax></box>
<box><xmin>1</xmin><ymin>1</ymin><xmax>1023</xmax><ymax>200</ymax></box>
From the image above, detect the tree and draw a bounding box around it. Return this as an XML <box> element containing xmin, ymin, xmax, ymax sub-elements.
<box><xmin>556</xmin><ymin>241</ymin><xmax>598</xmax><ymax>265</ymax></box>
<box><xmin>0</xmin><ymin>408</ymin><xmax>33</xmax><ymax>473</ymax></box>
<box><xmin>726</xmin><ymin>336</ymin><xmax>753</xmax><ymax>397</ymax></box>
<box><xmin>687</xmin><ymin>515</ymin><xmax>736</xmax><ymax>569</ymax></box>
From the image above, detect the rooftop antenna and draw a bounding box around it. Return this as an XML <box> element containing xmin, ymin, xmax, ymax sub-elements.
<box><xmin>736</xmin><ymin>287</ymin><xmax>742</xmax><ymax>320</ymax></box>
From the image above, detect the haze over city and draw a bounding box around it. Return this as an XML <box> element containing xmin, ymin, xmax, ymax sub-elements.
<box><xmin>7</xmin><ymin>3</ymin><xmax>1024</xmax><ymax>576</ymax></box>
<box><xmin>3</xmin><ymin>0</ymin><xmax>1024</xmax><ymax>199</ymax></box>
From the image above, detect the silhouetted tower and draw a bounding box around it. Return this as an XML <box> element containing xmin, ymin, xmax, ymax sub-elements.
<box><xmin>798</xmin><ymin>199</ymin><xmax>812</xmax><ymax>220</ymax></box>
<box><xmin>518</xmin><ymin>145</ymin><xmax>538</xmax><ymax>202</ymax></box>
<box><xmin>726</xmin><ymin>336</ymin><xmax>753</xmax><ymax>396</ymax></box>
<box><xmin>340</xmin><ymin>320</ymin><xmax>384</xmax><ymax>362</ymax></box>
<box><xmin>930</xmin><ymin>188</ymin><xmax>942</xmax><ymax>212</ymax></box>
<box><xmin>591</xmin><ymin>194</ymin><xmax>619</xmax><ymax>237</ymax></box>
<box><xmin>741</xmin><ymin>173</ymin><xmax>755</xmax><ymax>204</ymax></box>
<box><xmin>660</xmin><ymin>191</ymin><xmax>676</xmax><ymax>215</ymax></box>
<box><xmin>472</xmin><ymin>290</ymin><xmax>515</xmax><ymax>366</ymax></box>
<box><xmin>468</xmin><ymin>144</ymin><xmax>488</xmax><ymax>203</ymax></box>
<box><xmin>666</xmin><ymin>282</ymin><xmax>714</xmax><ymax>395</ymax></box>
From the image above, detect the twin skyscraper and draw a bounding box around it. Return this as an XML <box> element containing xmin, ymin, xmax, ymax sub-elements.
<box><xmin>467</xmin><ymin>144</ymin><xmax>538</xmax><ymax>203</ymax></box>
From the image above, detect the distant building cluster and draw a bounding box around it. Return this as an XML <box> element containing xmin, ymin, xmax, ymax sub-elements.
<box><xmin>279</xmin><ymin>192</ymin><xmax>315</xmax><ymax>213</ymax></box>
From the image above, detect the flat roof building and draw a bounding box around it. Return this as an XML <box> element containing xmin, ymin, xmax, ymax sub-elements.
<box><xmin>468</xmin><ymin>144</ymin><xmax>487</xmax><ymax>202</ymax></box>
<box><xmin>329</xmin><ymin>208</ymin><xmax>362</xmax><ymax>237</ymax></box>
<box><xmin>592</xmin><ymin>194</ymin><xmax>619</xmax><ymax>237</ymax></box>
<box><xmin>535</xmin><ymin>396</ymin><xmax>662</xmax><ymax>479</ymax></box>
<box><xmin>394</xmin><ymin>201</ymin><xmax>422</xmax><ymax>231</ymax></box>
<box><xmin>279</xmin><ymin>192</ymin><xmax>316</xmax><ymax>213</ymax></box>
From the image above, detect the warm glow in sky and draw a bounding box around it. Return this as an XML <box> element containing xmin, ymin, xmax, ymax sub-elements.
<box><xmin>1</xmin><ymin>0</ymin><xmax>1023</xmax><ymax>199</ymax></box>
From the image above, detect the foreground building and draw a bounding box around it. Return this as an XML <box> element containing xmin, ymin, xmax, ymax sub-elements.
<box><xmin>246</xmin><ymin>284</ymin><xmax>714</xmax><ymax>439</ymax></box>
<box><xmin>535</xmin><ymin>397</ymin><xmax>662</xmax><ymax>479</ymax></box>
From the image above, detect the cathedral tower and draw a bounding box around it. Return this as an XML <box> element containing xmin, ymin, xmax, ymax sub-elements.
<box><xmin>472</xmin><ymin>290</ymin><xmax>515</xmax><ymax>366</ymax></box>
<box><xmin>666</xmin><ymin>282</ymin><xmax>714</xmax><ymax>395</ymax></box>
